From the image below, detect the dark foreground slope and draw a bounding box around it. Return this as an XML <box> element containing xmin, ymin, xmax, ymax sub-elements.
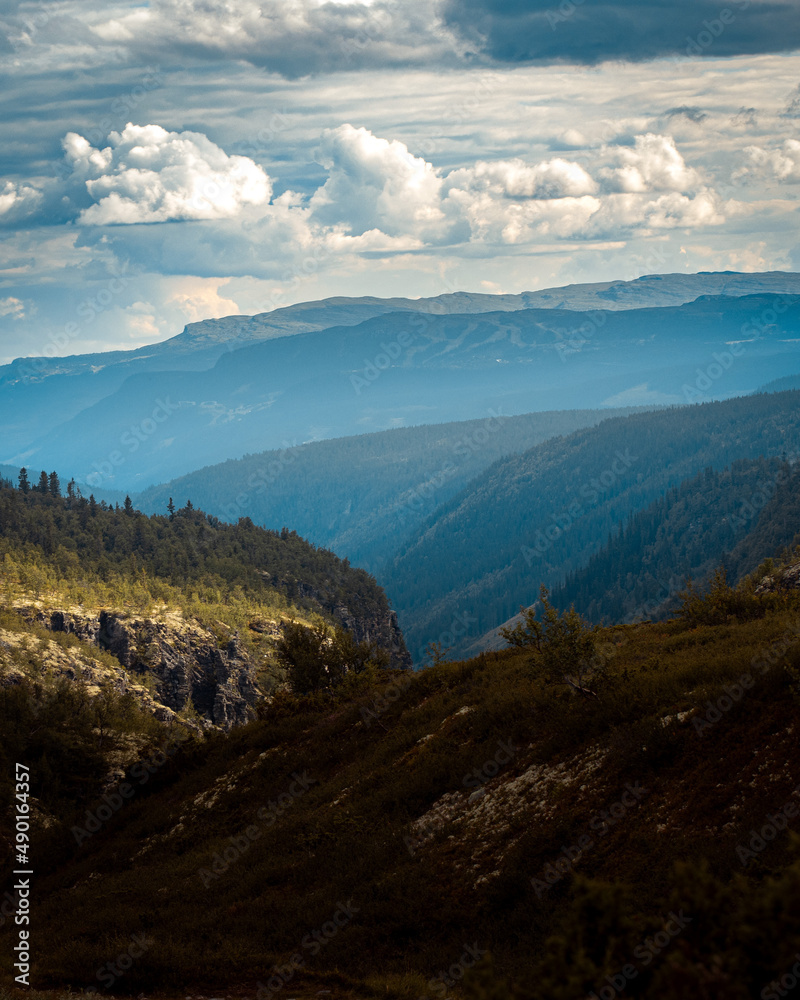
<box><xmin>386</xmin><ymin>390</ymin><xmax>800</xmax><ymax>660</ymax></box>
<box><xmin>5</xmin><ymin>574</ymin><xmax>800</xmax><ymax>999</ymax></box>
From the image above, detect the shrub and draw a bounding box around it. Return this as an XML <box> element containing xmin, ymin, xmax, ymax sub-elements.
<box><xmin>674</xmin><ymin>567</ymin><xmax>765</xmax><ymax>627</ymax></box>
<box><xmin>500</xmin><ymin>585</ymin><xmax>600</xmax><ymax>692</ymax></box>
<box><xmin>275</xmin><ymin>621</ymin><xmax>389</xmax><ymax>694</ymax></box>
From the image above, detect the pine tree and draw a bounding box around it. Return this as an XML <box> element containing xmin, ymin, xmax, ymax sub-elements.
<box><xmin>124</xmin><ymin>495</ymin><xmax>134</xmax><ymax>516</ymax></box>
<box><xmin>167</xmin><ymin>497</ymin><xmax>175</xmax><ymax>520</ymax></box>
<box><xmin>67</xmin><ymin>478</ymin><xmax>76</xmax><ymax>500</ymax></box>
<box><xmin>48</xmin><ymin>471</ymin><xmax>61</xmax><ymax>497</ymax></box>
<box><xmin>18</xmin><ymin>468</ymin><xmax>30</xmax><ymax>493</ymax></box>
<box><xmin>36</xmin><ymin>470</ymin><xmax>49</xmax><ymax>493</ymax></box>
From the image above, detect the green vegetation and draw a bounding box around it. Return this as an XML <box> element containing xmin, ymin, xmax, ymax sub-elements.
<box><xmin>386</xmin><ymin>389</ymin><xmax>800</xmax><ymax>658</ymax></box>
<box><xmin>0</xmin><ymin>478</ymin><xmax>408</xmax><ymax>666</ymax></box>
<box><xmin>500</xmin><ymin>585</ymin><xmax>600</xmax><ymax>690</ymax></box>
<box><xmin>0</xmin><ymin>604</ymin><xmax>170</xmax><ymax>832</ymax></box>
<box><xmin>4</xmin><ymin>575</ymin><xmax>800</xmax><ymax>998</ymax></box>
<box><xmin>275</xmin><ymin>621</ymin><xmax>389</xmax><ymax>694</ymax></box>
<box><xmin>553</xmin><ymin>457</ymin><xmax>800</xmax><ymax>623</ymax></box>
<box><xmin>135</xmin><ymin>406</ymin><xmax>647</xmax><ymax>572</ymax></box>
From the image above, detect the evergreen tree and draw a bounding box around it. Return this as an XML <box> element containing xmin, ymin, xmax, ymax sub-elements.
<box><xmin>18</xmin><ymin>468</ymin><xmax>30</xmax><ymax>493</ymax></box>
<box><xmin>501</xmin><ymin>585</ymin><xmax>598</xmax><ymax>689</ymax></box>
<box><xmin>124</xmin><ymin>495</ymin><xmax>134</xmax><ymax>516</ymax></box>
<box><xmin>167</xmin><ymin>497</ymin><xmax>175</xmax><ymax>520</ymax></box>
<box><xmin>48</xmin><ymin>471</ymin><xmax>61</xmax><ymax>497</ymax></box>
<box><xmin>36</xmin><ymin>471</ymin><xmax>49</xmax><ymax>493</ymax></box>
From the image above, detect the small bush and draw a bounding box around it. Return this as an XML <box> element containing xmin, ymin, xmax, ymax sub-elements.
<box><xmin>674</xmin><ymin>567</ymin><xmax>765</xmax><ymax>626</ymax></box>
<box><xmin>275</xmin><ymin>621</ymin><xmax>389</xmax><ymax>694</ymax></box>
<box><xmin>500</xmin><ymin>585</ymin><xmax>601</xmax><ymax>692</ymax></box>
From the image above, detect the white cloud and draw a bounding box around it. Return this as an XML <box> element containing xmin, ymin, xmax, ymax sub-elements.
<box><xmin>445</xmin><ymin>158</ymin><xmax>597</xmax><ymax>199</ymax></box>
<box><xmin>68</xmin><ymin>123</ymin><xmax>734</xmax><ymax>275</ymax></box>
<box><xmin>167</xmin><ymin>278</ymin><xmax>241</xmax><ymax>322</ymax></box>
<box><xmin>589</xmin><ymin>189</ymin><xmax>728</xmax><ymax>235</ymax></box>
<box><xmin>641</xmin><ymin>189</ymin><xmax>727</xmax><ymax>229</ymax></box>
<box><xmin>600</xmin><ymin>134</ymin><xmax>701</xmax><ymax>193</ymax></box>
<box><xmin>87</xmin><ymin>0</ymin><xmax>454</xmax><ymax>76</ymax></box>
<box><xmin>736</xmin><ymin>139</ymin><xmax>800</xmax><ymax>183</ymax></box>
<box><xmin>310</xmin><ymin>124</ymin><xmax>448</xmax><ymax>238</ymax></box>
<box><xmin>0</xmin><ymin>181</ymin><xmax>43</xmax><ymax>221</ymax></box>
<box><xmin>64</xmin><ymin>123</ymin><xmax>272</xmax><ymax>224</ymax></box>
<box><xmin>307</xmin><ymin>127</ymin><xmax>719</xmax><ymax>248</ymax></box>
<box><xmin>0</xmin><ymin>296</ymin><xmax>26</xmax><ymax>319</ymax></box>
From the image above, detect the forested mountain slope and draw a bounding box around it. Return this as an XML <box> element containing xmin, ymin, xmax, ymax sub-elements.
<box><xmin>385</xmin><ymin>391</ymin><xmax>800</xmax><ymax>661</ymax></box>
<box><xmin>759</xmin><ymin>373</ymin><xmax>800</xmax><ymax>394</ymax></box>
<box><xmin>135</xmin><ymin>405</ymin><xmax>650</xmax><ymax>571</ymax></box>
<box><xmin>551</xmin><ymin>457</ymin><xmax>800</xmax><ymax>624</ymax></box>
<box><xmin>0</xmin><ymin>479</ymin><xmax>409</xmax><ymax>671</ymax></box>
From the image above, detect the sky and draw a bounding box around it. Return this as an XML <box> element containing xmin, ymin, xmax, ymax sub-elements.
<box><xmin>0</xmin><ymin>0</ymin><xmax>799</xmax><ymax>363</ymax></box>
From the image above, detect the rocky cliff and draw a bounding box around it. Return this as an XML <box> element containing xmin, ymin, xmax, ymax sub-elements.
<box><xmin>333</xmin><ymin>601</ymin><xmax>411</xmax><ymax>671</ymax></box>
<box><xmin>755</xmin><ymin>560</ymin><xmax>800</xmax><ymax>594</ymax></box>
<box><xmin>14</xmin><ymin>604</ymin><xmax>262</xmax><ymax>730</ymax></box>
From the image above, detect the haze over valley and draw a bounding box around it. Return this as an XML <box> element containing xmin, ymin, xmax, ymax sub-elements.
<box><xmin>3</xmin><ymin>1</ymin><xmax>800</xmax><ymax>996</ymax></box>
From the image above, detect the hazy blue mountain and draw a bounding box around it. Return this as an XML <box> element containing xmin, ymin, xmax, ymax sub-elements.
<box><xmin>758</xmin><ymin>372</ymin><xmax>800</xmax><ymax>393</ymax></box>
<box><xmin>2</xmin><ymin>270</ymin><xmax>798</xmax><ymax>465</ymax></box>
<box><xmin>383</xmin><ymin>390</ymin><xmax>800</xmax><ymax>662</ymax></box>
<box><xmin>134</xmin><ymin>405</ymin><xmax>651</xmax><ymax>572</ymax></box>
<box><xmin>8</xmin><ymin>292</ymin><xmax>800</xmax><ymax>491</ymax></box>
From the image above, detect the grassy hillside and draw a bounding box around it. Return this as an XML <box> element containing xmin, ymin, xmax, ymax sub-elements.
<box><xmin>5</xmin><ymin>572</ymin><xmax>800</xmax><ymax>998</ymax></box>
<box><xmin>385</xmin><ymin>390</ymin><xmax>800</xmax><ymax>661</ymax></box>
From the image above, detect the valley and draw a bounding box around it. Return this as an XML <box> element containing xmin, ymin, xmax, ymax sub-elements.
<box><xmin>7</xmin><ymin>0</ymin><xmax>800</xmax><ymax>988</ymax></box>
<box><xmin>2</xmin><ymin>272</ymin><xmax>800</xmax><ymax>999</ymax></box>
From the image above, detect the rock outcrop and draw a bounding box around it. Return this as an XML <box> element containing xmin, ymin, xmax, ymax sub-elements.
<box><xmin>16</xmin><ymin>606</ymin><xmax>261</xmax><ymax>730</ymax></box>
<box><xmin>755</xmin><ymin>561</ymin><xmax>800</xmax><ymax>595</ymax></box>
<box><xmin>332</xmin><ymin>601</ymin><xmax>412</xmax><ymax>671</ymax></box>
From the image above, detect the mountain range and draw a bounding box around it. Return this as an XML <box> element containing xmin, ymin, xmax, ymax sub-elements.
<box><xmin>4</xmin><ymin>271</ymin><xmax>800</xmax><ymax>491</ymax></box>
<box><xmin>4</xmin><ymin>269</ymin><xmax>800</xmax><ymax>999</ymax></box>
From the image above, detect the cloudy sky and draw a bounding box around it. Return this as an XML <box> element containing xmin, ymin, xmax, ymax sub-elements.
<box><xmin>1</xmin><ymin>0</ymin><xmax>799</xmax><ymax>362</ymax></box>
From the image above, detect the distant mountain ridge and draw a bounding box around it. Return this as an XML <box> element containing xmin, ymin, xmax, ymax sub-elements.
<box><xmin>7</xmin><ymin>270</ymin><xmax>800</xmax><ymax>382</ymax></box>
<box><xmin>8</xmin><ymin>290</ymin><xmax>800</xmax><ymax>490</ymax></box>
<box><xmin>2</xmin><ymin>270</ymin><xmax>799</xmax><ymax>476</ymax></box>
